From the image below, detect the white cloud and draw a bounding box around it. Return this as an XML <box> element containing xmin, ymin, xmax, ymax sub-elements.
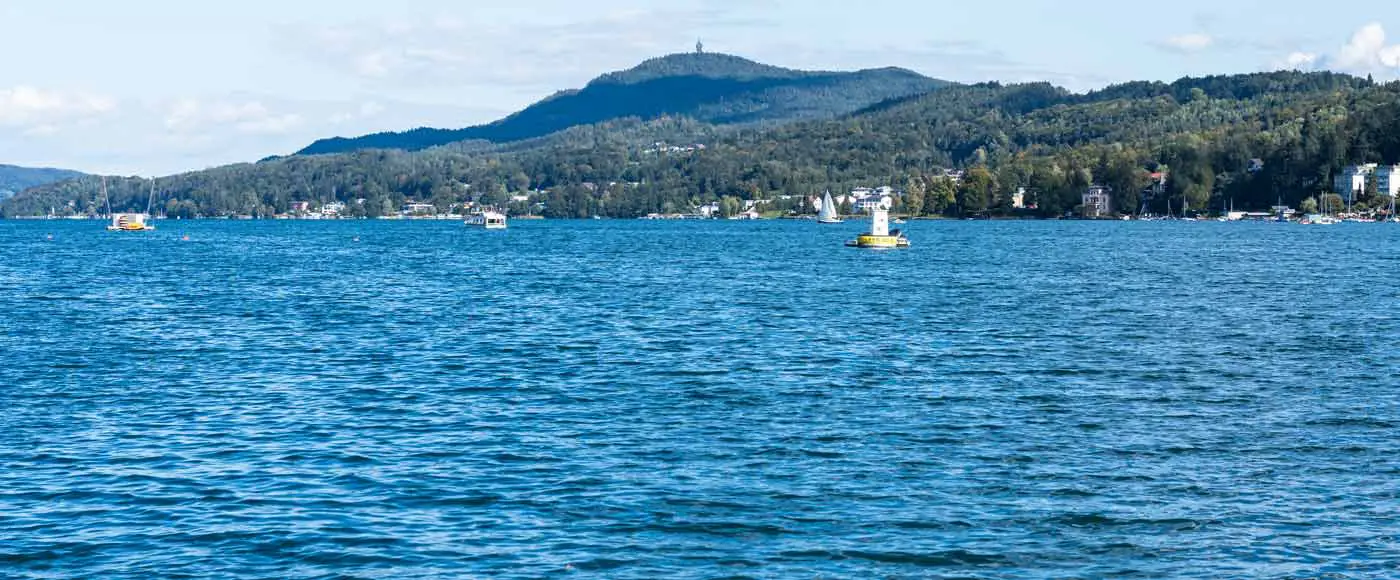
<box><xmin>359</xmin><ymin>101</ymin><xmax>385</xmax><ymax>117</ymax></box>
<box><xmin>354</xmin><ymin>51</ymin><xmax>391</xmax><ymax>78</ymax></box>
<box><xmin>1163</xmin><ymin>33</ymin><xmax>1214</xmax><ymax>52</ymax></box>
<box><xmin>0</xmin><ymin>86</ymin><xmax>116</xmax><ymax>127</ymax></box>
<box><xmin>329</xmin><ymin>101</ymin><xmax>386</xmax><ymax>125</ymax></box>
<box><xmin>1316</xmin><ymin>22</ymin><xmax>1400</xmax><ymax>75</ymax></box>
<box><xmin>283</xmin><ymin>6</ymin><xmax>772</xmax><ymax>91</ymax></box>
<box><xmin>0</xmin><ymin>93</ymin><xmax>507</xmax><ymax>176</ymax></box>
<box><xmin>1278</xmin><ymin>51</ymin><xmax>1319</xmax><ymax>70</ymax></box>
<box><xmin>1335</xmin><ymin>23</ymin><xmax>1386</xmax><ymax>69</ymax></box>
<box><xmin>163</xmin><ymin>99</ymin><xmax>304</xmax><ymax>135</ymax></box>
<box><xmin>22</xmin><ymin>124</ymin><xmax>61</xmax><ymax>137</ymax></box>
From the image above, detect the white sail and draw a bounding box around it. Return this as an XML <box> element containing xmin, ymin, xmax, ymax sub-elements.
<box><xmin>818</xmin><ymin>191</ymin><xmax>841</xmax><ymax>223</ymax></box>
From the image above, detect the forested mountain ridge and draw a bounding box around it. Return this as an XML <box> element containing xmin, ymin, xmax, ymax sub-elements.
<box><xmin>0</xmin><ymin>164</ymin><xmax>87</xmax><ymax>200</ymax></box>
<box><xmin>6</xmin><ymin>69</ymin><xmax>1399</xmax><ymax>221</ymax></box>
<box><xmin>297</xmin><ymin>52</ymin><xmax>948</xmax><ymax>155</ymax></box>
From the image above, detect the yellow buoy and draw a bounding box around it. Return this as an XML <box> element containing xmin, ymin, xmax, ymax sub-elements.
<box><xmin>846</xmin><ymin>207</ymin><xmax>910</xmax><ymax>248</ymax></box>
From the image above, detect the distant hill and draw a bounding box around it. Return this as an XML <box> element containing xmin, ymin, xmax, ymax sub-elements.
<box><xmin>0</xmin><ymin>164</ymin><xmax>86</xmax><ymax>200</ymax></box>
<box><xmin>297</xmin><ymin>52</ymin><xmax>948</xmax><ymax>155</ymax></box>
<box><xmin>10</xmin><ymin>70</ymin><xmax>1391</xmax><ymax>221</ymax></box>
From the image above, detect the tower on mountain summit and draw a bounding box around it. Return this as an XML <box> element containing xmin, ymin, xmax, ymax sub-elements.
<box><xmin>696</xmin><ymin>38</ymin><xmax>704</xmax><ymax>54</ymax></box>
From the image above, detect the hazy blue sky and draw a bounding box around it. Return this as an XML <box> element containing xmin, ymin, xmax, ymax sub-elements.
<box><xmin>3</xmin><ymin>0</ymin><xmax>1399</xmax><ymax>175</ymax></box>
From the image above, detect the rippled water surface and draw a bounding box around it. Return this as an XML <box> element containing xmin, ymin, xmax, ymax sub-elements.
<box><xmin>3</xmin><ymin>219</ymin><xmax>1399</xmax><ymax>579</ymax></box>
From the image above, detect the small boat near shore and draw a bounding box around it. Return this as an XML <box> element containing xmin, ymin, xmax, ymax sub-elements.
<box><xmin>1299</xmin><ymin>214</ymin><xmax>1337</xmax><ymax>225</ymax></box>
<box><xmin>465</xmin><ymin>210</ymin><xmax>507</xmax><ymax>229</ymax></box>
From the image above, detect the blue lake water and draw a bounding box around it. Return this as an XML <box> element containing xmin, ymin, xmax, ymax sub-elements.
<box><xmin>2</xmin><ymin>219</ymin><xmax>1399</xmax><ymax>579</ymax></box>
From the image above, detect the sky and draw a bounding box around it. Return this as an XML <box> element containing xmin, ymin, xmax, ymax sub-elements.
<box><xmin>2</xmin><ymin>0</ymin><xmax>1399</xmax><ymax>176</ymax></box>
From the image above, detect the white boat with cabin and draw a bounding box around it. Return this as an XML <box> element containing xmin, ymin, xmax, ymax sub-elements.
<box><xmin>465</xmin><ymin>210</ymin><xmax>507</xmax><ymax>229</ymax></box>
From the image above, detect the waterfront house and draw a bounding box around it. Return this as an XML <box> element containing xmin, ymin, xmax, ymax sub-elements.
<box><xmin>1334</xmin><ymin>164</ymin><xmax>1379</xmax><ymax>202</ymax></box>
<box><xmin>849</xmin><ymin>186</ymin><xmax>894</xmax><ymax>213</ymax></box>
<box><xmin>743</xmin><ymin>199</ymin><xmax>772</xmax><ymax>211</ymax></box>
<box><xmin>1147</xmin><ymin>172</ymin><xmax>1168</xmax><ymax>196</ymax></box>
<box><xmin>1377</xmin><ymin>165</ymin><xmax>1400</xmax><ymax>197</ymax></box>
<box><xmin>403</xmin><ymin>202</ymin><xmax>436</xmax><ymax>216</ymax></box>
<box><xmin>1082</xmin><ymin>185</ymin><xmax>1112</xmax><ymax>217</ymax></box>
<box><xmin>855</xmin><ymin>195</ymin><xmax>893</xmax><ymax>213</ymax></box>
<box><xmin>1138</xmin><ymin>172</ymin><xmax>1169</xmax><ymax>214</ymax></box>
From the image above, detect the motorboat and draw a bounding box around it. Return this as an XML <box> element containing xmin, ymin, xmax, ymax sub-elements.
<box><xmin>466</xmin><ymin>210</ymin><xmax>507</xmax><ymax>229</ymax></box>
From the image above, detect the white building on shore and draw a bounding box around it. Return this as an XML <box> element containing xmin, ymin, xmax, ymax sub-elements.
<box><xmin>1332</xmin><ymin>163</ymin><xmax>1400</xmax><ymax>201</ymax></box>
<box><xmin>1378</xmin><ymin>165</ymin><xmax>1400</xmax><ymax>198</ymax></box>
<box><xmin>1082</xmin><ymin>185</ymin><xmax>1112</xmax><ymax>217</ymax></box>
<box><xmin>848</xmin><ymin>186</ymin><xmax>895</xmax><ymax>213</ymax></box>
<box><xmin>1335</xmin><ymin>164</ymin><xmax>1377</xmax><ymax>202</ymax></box>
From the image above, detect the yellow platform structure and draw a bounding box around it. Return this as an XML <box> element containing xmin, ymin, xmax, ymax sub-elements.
<box><xmin>846</xmin><ymin>207</ymin><xmax>909</xmax><ymax>248</ymax></box>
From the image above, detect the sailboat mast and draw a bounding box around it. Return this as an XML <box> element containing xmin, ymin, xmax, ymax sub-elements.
<box><xmin>147</xmin><ymin>177</ymin><xmax>156</xmax><ymax>215</ymax></box>
<box><xmin>102</xmin><ymin>177</ymin><xmax>112</xmax><ymax>216</ymax></box>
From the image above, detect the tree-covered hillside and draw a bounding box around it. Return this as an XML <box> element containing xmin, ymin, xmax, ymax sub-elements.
<box><xmin>298</xmin><ymin>53</ymin><xmax>947</xmax><ymax>154</ymax></box>
<box><xmin>7</xmin><ymin>70</ymin><xmax>1399</xmax><ymax>220</ymax></box>
<box><xmin>0</xmin><ymin>164</ymin><xmax>87</xmax><ymax>200</ymax></box>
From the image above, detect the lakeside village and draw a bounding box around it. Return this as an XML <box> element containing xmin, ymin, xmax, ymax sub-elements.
<box><xmin>22</xmin><ymin>153</ymin><xmax>1400</xmax><ymax>223</ymax></box>
<box><xmin>640</xmin><ymin>162</ymin><xmax>1400</xmax><ymax>223</ymax></box>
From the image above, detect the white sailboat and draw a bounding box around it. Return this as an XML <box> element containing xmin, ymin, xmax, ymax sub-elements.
<box><xmin>817</xmin><ymin>191</ymin><xmax>843</xmax><ymax>224</ymax></box>
<box><xmin>104</xmin><ymin>176</ymin><xmax>157</xmax><ymax>232</ymax></box>
<box><xmin>1301</xmin><ymin>194</ymin><xmax>1337</xmax><ymax>225</ymax></box>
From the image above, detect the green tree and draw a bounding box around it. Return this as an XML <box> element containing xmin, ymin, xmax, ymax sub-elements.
<box><xmin>1101</xmin><ymin>156</ymin><xmax>1148</xmax><ymax>216</ymax></box>
<box><xmin>924</xmin><ymin>178</ymin><xmax>956</xmax><ymax>215</ymax></box>
<box><xmin>719</xmin><ymin>195</ymin><xmax>742</xmax><ymax>217</ymax></box>
<box><xmin>508</xmin><ymin>171</ymin><xmax>531</xmax><ymax>193</ymax></box>
<box><xmin>957</xmin><ymin>167</ymin><xmax>995</xmax><ymax>215</ymax></box>
<box><xmin>364</xmin><ymin>197</ymin><xmax>384</xmax><ymax>218</ymax></box>
<box><xmin>901</xmin><ymin>190</ymin><xmax>924</xmax><ymax>216</ymax></box>
<box><xmin>1298</xmin><ymin>196</ymin><xmax>1318</xmax><ymax>214</ymax></box>
<box><xmin>479</xmin><ymin>182</ymin><xmax>508</xmax><ymax>208</ymax></box>
<box><xmin>1322</xmin><ymin>193</ymin><xmax>1345</xmax><ymax>214</ymax></box>
<box><xmin>1360</xmin><ymin>172</ymin><xmax>1380</xmax><ymax>208</ymax></box>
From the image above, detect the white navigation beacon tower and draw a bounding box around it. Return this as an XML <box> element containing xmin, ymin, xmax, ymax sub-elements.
<box><xmin>870</xmin><ymin>206</ymin><xmax>890</xmax><ymax>237</ymax></box>
<box><xmin>846</xmin><ymin>200</ymin><xmax>908</xmax><ymax>248</ymax></box>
